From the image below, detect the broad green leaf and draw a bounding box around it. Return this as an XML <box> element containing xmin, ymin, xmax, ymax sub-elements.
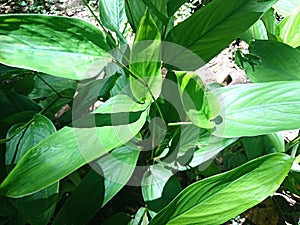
<box><xmin>130</xmin><ymin>9</ymin><xmax>162</xmax><ymax>101</ymax></box>
<box><xmin>125</xmin><ymin>0</ymin><xmax>146</xmax><ymax>33</ymax></box>
<box><xmin>167</xmin><ymin>0</ymin><xmax>188</xmax><ymax>16</ymax></box>
<box><xmin>93</xmin><ymin>145</ymin><xmax>140</xmax><ymax>206</ymax></box>
<box><xmin>243</xmin><ymin>132</ymin><xmax>284</xmax><ymax>160</ymax></box>
<box><xmin>0</xmin><ymin>88</ymin><xmax>41</xmax><ymax>118</ymax></box>
<box><xmin>142</xmin><ymin>0</ymin><xmax>169</xmax><ymax>24</ymax></box>
<box><xmin>150</xmin><ymin>153</ymin><xmax>293</xmax><ymax>225</ymax></box>
<box><xmin>0</xmin><ymin>15</ymin><xmax>111</xmax><ymax>80</ymax></box>
<box><xmin>52</xmin><ymin>170</ymin><xmax>104</xmax><ymax>225</ymax></box>
<box><xmin>0</xmin><ymin>95</ymin><xmax>150</xmax><ymax>197</ymax></box>
<box><xmin>164</xmin><ymin>0</ymin><xmax>277</xmax><ymax>68</ymax></box>
<box><xmin>213</xmin><ymin>81</ymin><xmax>300</xmax><ymax>137</ymax></box>
<box><xmin>6</xmin><ymin>114</ymin><xmax>58</xmax><ymax>225</ymax></box>
<box><xmin>273</xmin><ymin>0</ymin><xmax>300</xmax><ymax>16</ymax></box>
<box><xmin>99</xmin><ymin>0</ymin><xmax>126</xmax><ymax>41</ymax></box>
<box><xmin>160</xmin><ymin>125</ymin><xmax>236</xmax><ymax>170</ymax></box>
<box><xmin>277</xmin><ymin>5</ymin><xmax>300</xmax><ymax>48</ymax></box>
<box><xmin>128</xmin><ymin>207</ymin><xmax>149</xmax><ymax>225</ymax></box>
<box><xmin>262</xmin><ymin>8</ymin><xmax>276</xmax><ymax>38</ymax></box>
<box><xmin>236</xmin><ymin>40</ymin><xmax>300</xmax><ymax>82</ymax></box>
<box><xmin>142</xmin><ymin>165</ymin><xmax>181</xmax><ymax>217</ymax></box>
<box><xmin>175</xmin><ymin>71</ymin><xmax>219</xmax><ymax>129</ymax></box>
<box><xmin>241</xmin><ymin>19</ymin><xmax>268</xmax><ymax>44</ymax></box>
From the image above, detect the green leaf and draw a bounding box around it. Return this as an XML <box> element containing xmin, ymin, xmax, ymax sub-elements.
<box><xmin>261</xmin><ymin>8</ymin><xmax>276</xmax><ymax>38</ymax></box>
<box><xmin>130</xmin><ymin>9</ymin><xmax>162</xmax><ymax>101</ymax></box>
<box><xmin>52</xmin><ymin>170</ymin><xmax>104</xmax><ymax>225</ymax></box>
<box><xmin>149</xmin><ymin>153</ymin><xmax>293</xmax><ymax>225</ymax></box>
<box><xmin>164</xmin><ymin>0</ymin><xmax>277</xmax><ymax>68</ymax></box>
<box><xmin>125</xmin><ymin>0</ymin><xmax>146</xmax><ymax>33</ymax></box>
<box><xmin>129</xmin><ymin>207</ymin><xmax>149</xmax><ymax>225</ymax></box>
<box><xmin>241</xmin><ymin>19</ymin><xmax>268</xmax><ymax>44</ymax></box>
<box><xmin>93</xmin><ymin>145</ymin><xmax>140</xmax><ymax>206</ymax></box>
<box><xmin>167</xmin><ymin>0</ymin><xmax>188</xmax><ymax>17</ymax></box>
<box><xmin>243</xmin><ymin>132</ymin><xmax>285</xmax><ymax>160</ymax></box>
<box><xmin>273</xmin><ymin>0</ymin><xmax>300</xmax><ymax>16</ymax></box>
<box><xmin>0</xmin><ymin>95</ymin><xmax>150</xmax><ymax>197</ymax></box>
<box><xmin>175</xmin><ymin>71</ymin><xmax>219</xmax><ymax>129</ymax></box>
<box><xmin>5</xmin><ymin>114</ymin><xmax>58</xmax><ymax>225</ymax></box>
<box><xmin>237</xmin><ymin>40</ymin><xmax>300</xmax><ymax>82</ymax></box>
<box><xmin>0</xmin><ymin>15</ymin><xmax>111</xmax><ymax>80</ymax></box>
<box><xmin>99</xmin><ymin>0</ymin><xmax>126</xmax><ymax>41</ymax></box>
<box><xmin>277</xmin><ymin>5</ymin><xmax>300</xmax><ymax>48</ymax></box>
<box><xmin>142</xmin><ymin>165</ymin><xmax>181</xmax><ymax>217</ymax></box>
<box><xmin>213</xmin><ymin>81</ymin><xmax>300</xmax><ymax>137</ymax></box>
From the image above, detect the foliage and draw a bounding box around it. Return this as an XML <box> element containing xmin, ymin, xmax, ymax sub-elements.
<box><xmin>0</xmin><ymin>0</ymin><xmax>300</xmax><ymax>224</ymax></box>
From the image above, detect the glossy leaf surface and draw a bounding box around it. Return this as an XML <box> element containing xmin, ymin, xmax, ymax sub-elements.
<box><xmin>236</xmin><ymin>40</ymin><xmax>300</xmax><ymax>82</ymax></box>
<box><xmin>175</xmin><ymin>71</ymin><xmax>219</xmax><ymax>128</ymax></box>
<box><xmin>0</xmin><ymin>95</ymin><xmax>150</xmax><ymax>197</ymax></box>
<box><xmin>130</xmin><ymin>9</ymin><xmax>162</xmax><ymax>101</ymax></box>
<box><xmin>165</xmin><ymin>0</ymin><xmax>277</xmax><ymax>68</ymax></box>
<box><xmin>150</xmin><ymin>153</ymin><xmax>293</xmax><ymax>225</ymax></box>
<box><xmin>0</xmin><ymin>15</ymin><xmax>111</xmax><ymax>80</ymax></box>
<box><xmin>213</xmin><ymin>81</ymin><xmax>300</xmax><ymax>137</ymax></box>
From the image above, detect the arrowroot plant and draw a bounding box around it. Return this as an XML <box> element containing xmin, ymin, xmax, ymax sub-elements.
<box><xmin>0</xmin><ymin>0</ymin><xmax>300</xmax><ymax>224</ymax></box>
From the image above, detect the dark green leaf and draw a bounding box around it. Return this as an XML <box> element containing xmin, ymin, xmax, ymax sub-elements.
<box><xmin>0</xmin><ymin>95</ymin><xmax>150</xmax><ymax>197</ymax></box>
<box><xmin>0</xmin><ymin>15</ymin><xmax>111</xmax><ymax>80</ymax></box>
<box><xmin>6</xmin><ymin>114</ymin><xmax>58</xmax><ymax>225</ymax></box>
<box><xmin>243</xmin><ymin>133</ymin><xmax>284</xmax><ymax>160</ymax></box>
<box><xmin>167</xmin><ymin>0</ymin><xmax>188</xmax><ymax>16</ymax></box>
<box><xmin>93</xmin><ymin>145</ymin><xmax>140</xmax><ymax>206</ymax></box>
<box><xmin>142</xmin><ymin>165</ymin><xmax>181</xmax><ymax>217</ymax></box>
<box><xmin>99</xmin><ymin>0</ymin><xmax>126</xmax><ymax>41</ymax></box>
<box><xmin>101</xmin><ymin>212</ymin><xmax>131</xmax><ymax>225</ymax></box>
<box><xmin>213</xmin><ymin>81</ymin><xmax>300</xmax><ymax>137</ymax></box>
<box><xmin>165</xmin><ymin>0</ymin><xmax>277</xmax><ymax>68</ymax></box>
<box><xmin>261</xmin><ymin>8</ymin><xmax>276</xmax><ymax>38</ymax></box>
<box><xmin>130</xmin><ymin>9</ymin><xmax>162</xmax><ymax>101</ymax></box>
<box><xmin>52</xmin><ymin>170</ymin><xmax>104</xmax><ymax>225</ymax></box>
<box><xmin>237</xmin><ymin>40</ymin><xmax>300</xmax><ymax>82</ymax></box>
<box><xmin>125</xmin><ymin>0</ymin><xmax>146</xmax><ymax>33</ymax></box>
<box><xmin>175</xmin><ymin>71</ymin><xmax>219</xmax><ymax>129</ymax></box>
<box><xmin>150</xmin><ymin>153</ymin><xmax>293</xmax><ymax>225</ymax></box>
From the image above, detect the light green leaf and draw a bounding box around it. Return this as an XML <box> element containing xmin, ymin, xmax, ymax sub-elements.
<box><xmin>142</xmin><ymin>165</ymin><xmax>181</xmax><ymax>217</ymax></box>
<box><xmin>165</xmin><ymin>0</ymin><xmax>277</xmax><ymax>68</ymax></box>
<box><xmin>0</xmin><ymin>95</ymin><xmax>150</xmax><ymax>197</ymax></box>
<box><xmin>273</xmin><ymin>0</ymin><xmax>300</xmax><ymax>16</ymax></box>
<box><xmin>150</xmin><ymin>153</ymin><xmax>293</xmax><ymax>225</ymax></box>
<box><xmin>99</xmin><ymin>0</ymin><xmax>126</xmax><ymax>41</ymax></box>
<box><xmin>52</xmin><ymin>170</ymin><xmax>104</xmax><ymax>225</ymax></box>
<box><xmin>277</xmin><ymin>5</ymin><xmax>300</xmax><ymax>48</ymax></box>
<box><xmin>6</xmin><ymin>114</ymin><xmax>58</xmax><ymax>225</ymax></box>
<box><xmin>261</xmin><ymin>8</ymin><xmax>276</xmax><ymax>38</ymax></box>
<box><xmin>0</xmin><ymin>15</ymin><xmax>111</xmax><ymax>80</ymax></box>
<box><xmin>129</xmin><ymin>207</ymin><xmax>149</xmax><ymax>225</ymax></box>
<box><xmin>236</xmin><ymin>40</ymin><xmax>300</xmax><ymax>82</ymax></box>
<box><xmin>94</xmin><ymin>145</ymin><xmax>140</xmax><ymax>206</ymax></box>
<box><xmin>241</xmin><ymin>19</ymin><xmax>268</xmax><ymax>44</ymax></box>
<box><xmin>175</xmin><ymin>71</ymin><xmax>219</xmax><ymax>129</ymax></box>
<box><xmin>213</xmin><ymin>81</ymin><xmax>300</xmax><ymax>137</ymax></box>
<box><xmin>243</xmin><ymin>132</ymin><xmax>284</xmax><ymax>160</ymax></box>
<box><xmin>130</xmin><ymin>9</ymin><xmax>162</xmax><ymax>101</ymax></box>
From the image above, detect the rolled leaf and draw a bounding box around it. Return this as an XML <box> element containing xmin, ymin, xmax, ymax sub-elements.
<box><xmin>130</xmin><ymin>9</ymin><xmax>162</xmax><ymax>101</ymax></box>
